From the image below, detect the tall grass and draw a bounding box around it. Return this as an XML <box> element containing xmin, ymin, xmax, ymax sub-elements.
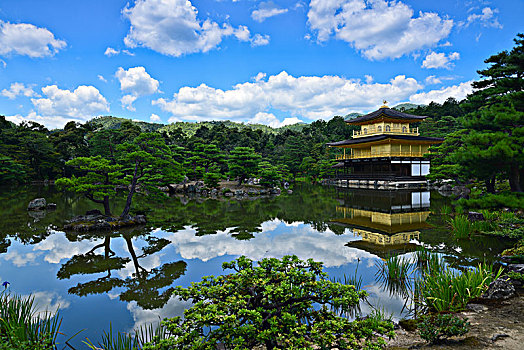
<box><xmin>0</xmin><ymin>292</ymin><xmax>64</xmax><ymax>349</ymax></box>
<box><xmin>84</xmin><ymin>322</ymin><xmax>168</xmax><ymax>350</ymax></box>
<box><xmin>376</xmin><ymin>255</ymin><xmax>415</xmax><ymax>298</ymax></box>
<box><xmin>440</xmin><ymin>205</ymin><xmax>453</xmax><ymax>216</ymax></box>
<box><xmin>415</xmin><ymin>264</ymin><xmax>503</xmax><ymax>313</ymax></box>
<box><xmin>449</xmin><ymin>215</ymin><xmax>472</xmax><ymax>239</ymax></box>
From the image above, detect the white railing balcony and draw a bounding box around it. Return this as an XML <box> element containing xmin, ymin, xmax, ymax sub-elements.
<box><xmin>352</xmin><ymin>127</ymin><xmax>419</xmax><ymax>138</ymax></box>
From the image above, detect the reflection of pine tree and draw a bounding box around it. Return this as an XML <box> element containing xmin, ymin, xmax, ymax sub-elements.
<box><xmin>58</xmin><ymin>227</ymin><xmax>186</xmax><ymax>310</ymax></box>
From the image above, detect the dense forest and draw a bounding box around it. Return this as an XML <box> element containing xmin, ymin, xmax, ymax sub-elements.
<box><xmin>0</xmin><ymin>34</ymin><xmax>523</xmax><ymax>198</ymax></box>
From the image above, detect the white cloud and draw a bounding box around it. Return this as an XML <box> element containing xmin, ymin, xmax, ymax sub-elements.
<box><xmin>465</xmin><ymin>7</ymin><xmax>502</xmax><ymax>29</ymax></box>
<box><xmin>116</xmin><ymin>66</ymin><xmax>160</xmax><ymax>110</ymax></box>
<box><xmin>307</xmin><ymin>0</ymin><xmax>453</xmax><ymax>60</ymax></box>
<box><xmin>16</xmin><ymin>85</ymin><xmax>110</xmax><ymax>128</ymax></box>
<box><xmin>248</xmin><ymin>112</ymin><xmax>302</xmax><ymax>128</ymax></box>
<box><xmin>250</xmin><ymin>33</ymin><xmax>270</xmax><ymax>47</ymax></box>
<box><xmin>97</xmin><ymin>75</ymin><xmax>107</xmax><ymax>82</ymax></box>
<box><xmin>154</xmin><ymin>71</ymin><xmax>422</xmax><ymax>124</ymax></box>
<box><xmin>425</xmin><ymin>75</ymin><xmax>442</xmax><ymax>85</ymax></box>
<box><xmin>251</xmin><ymin>2</ymin><xmax>289</xmax><ymax>22</ymax></box>
<box><xmin>32</xmin><ymin>232</ymin><xmax>104</xmax><ymax>264</ymax></box>
<box><xmin>1</xmin><ymin>83</ymin><xmax>38</xmax><ymax>99</ymax></box>
<box><xmin>422</xmin><ymin>51</ymin><xmax>460</xmax><ymax>69</ymax></box>
<box><xmin>22</xmin><ymin>291</ymin><xmax>70</xmax><ymax>318</ymax></box>
<box><xmin>123</xmin><ymin>0</ymin><xmax>264</xmax><ymax>56</ymax></box>
<box><xmin>104</xmin><ymin>47</ymin><xmax>120</xmax><ymax>56</ymax></box>
<box><xmin>150</xmin><ymin>113</ymin><xmax>161</xmax><ymax>122</ymax></box>
<box><xmin>409</xmin><ymin>80</ymin><xmax>473</xmax><ymax>105</ymax></box>
<box><xmin>0</xmin><ymin>20</ymin><xmax>66</xmax><ymax>58</ymax></box>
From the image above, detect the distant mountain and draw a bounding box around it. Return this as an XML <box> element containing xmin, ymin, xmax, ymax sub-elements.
<box><xmin>344</xmin><ymin>112</ymin><xmax>362</xmax><ymax>121</ymax></box>
<box><xmin>88</xmin><ymin>116</ymin><xmax>308</xmax><ymax>137</ymax></box>
<box><xmin>393</xmin><ymin>103</ymin><xmax>424</xmax><ymax>111</ymax></box>
<box><xmin>89</xmin><ymin>116</ymin><xmax>164</xmax><ymax>132</ymax></box>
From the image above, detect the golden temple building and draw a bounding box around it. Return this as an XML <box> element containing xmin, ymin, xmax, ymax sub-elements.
<box><xmin>327</xmin><ymin>103</ymin><xmax>443</xmax><ymax>187</ymax></box>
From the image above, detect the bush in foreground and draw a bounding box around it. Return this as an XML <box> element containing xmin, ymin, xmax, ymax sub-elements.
<box><xmin>144</xmin><ymin>255</ymin><xmax>394</xmax><ymax>350</ymax></box>
<box><xmin>418</xmin><ymin>314</ymin><xmax>470</xmax><ymax>344</ymax></box>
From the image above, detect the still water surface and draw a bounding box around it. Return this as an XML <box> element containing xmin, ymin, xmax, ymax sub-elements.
<box><xmin>0</xmin><ymin>184</ymin><xmax>511</xmax><ymax>348</ymax></box>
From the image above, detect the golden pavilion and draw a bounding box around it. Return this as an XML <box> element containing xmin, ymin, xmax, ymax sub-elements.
<box><xmin>327</xmin><ymin>103</ymin><xmax>443</xmax><ymax>187</ymax></box>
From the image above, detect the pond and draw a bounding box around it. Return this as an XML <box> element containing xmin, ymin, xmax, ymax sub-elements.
<box><xmin>0</xmin><ymin>184</ymin><xmax>512</xmax><ymax>348</ymax></box>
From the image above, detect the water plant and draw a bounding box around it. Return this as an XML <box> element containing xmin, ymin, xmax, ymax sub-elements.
<box><xmin>0</xmin><ymin>291</ymin><xmax>64</xmax><ymax>349</ymax></box>
<box><xmin>449</xmin><ymin>215</ymin><xmax>472</xmax><ymax>239</ymax></box>
<box><xmin>84</xmin><ymin>322</ymin><xmax>167</xmax><ymax>350</ymax></box>
<box><xmin>415</xmin><ymin>263</ymin><xmax>503</xmax><ymax>312</ymax></box>
<box><xmin>376</xmin><ymin>255</ymin><xmax>416</xmax><ymax>298</ymax></box>
<box><xmin>440</xmin><ymin>204</ymin><xmax>453</xmax><ymax>216</ymax></box>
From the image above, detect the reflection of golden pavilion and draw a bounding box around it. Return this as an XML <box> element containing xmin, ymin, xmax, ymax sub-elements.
<box><xmin>333</xmin><ymin>189</ymin><xmax>431</xmax><ymax>257</ymax></box>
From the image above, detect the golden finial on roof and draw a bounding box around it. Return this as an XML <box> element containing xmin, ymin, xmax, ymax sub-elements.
<box><xmin>381</xmin><ymin>100</ymin><xmax>388</xmax><ymax>108</ymax></box>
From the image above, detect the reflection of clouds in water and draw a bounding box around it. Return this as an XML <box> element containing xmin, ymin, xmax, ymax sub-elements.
<box><xmin>33</xmin><ymin>232</ymin><xmax>103</xmax><ymax>264</ymax></box>
<box><xmin>163</xmin><ymin>220</ymin><xmax>373</xmax><ymax>267</ymax></box>
<box><xmin>117</xmin><ymin>253</ymin><xmax>162</xmax><ymax>279</ymax></box>
<box><xmin>3</xmin><ymin>250</ymin><xmax>40</xmax><ymax>267</ymax></box>
<box><xmin>362</xmin><ymin>283</ymin><xmax>411</xmax><ymax>321</ymax></box>
<box><xmin>260</xmin><ymin>219</ymin><xmax>280</xmax><ymax>233</ymax></box>
<box><xmin>22</xmin><ymin>291</ymin><xmax>71</xmax><ymax>319</ymax></box>
<box><xmin>126</xmin><ymin>297</ymin><xmax>192</xmax><ymax>333</ymax></box>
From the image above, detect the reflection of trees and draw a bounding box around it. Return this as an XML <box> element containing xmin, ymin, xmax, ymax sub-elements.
<box><xmin>138</xmin><ymin>184</ymin><xmax>343</xmax><ymax>238</ymax></box>
<box><xmin>57</xmin><ymin>227</ymin><xmax>186</xmax><ymax>310</ymax></box>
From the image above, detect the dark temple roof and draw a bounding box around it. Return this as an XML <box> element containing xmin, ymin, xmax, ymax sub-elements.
<box><xmin>326</xmin><ymin>134</ymin><xmax>444</xmax><ymax>147</ymax></box>
<box><xmin>345</xmin><ymin>107</ymin><xmax>427</xmax><ymax>124</ymax></box>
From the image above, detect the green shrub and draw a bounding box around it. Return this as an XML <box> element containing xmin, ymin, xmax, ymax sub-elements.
<box><xmin>416</xmin><ymin>264</ymin><xmax>503</xmax><ymax>312</ymax></box>
<box><xmin>418</xmin><ymin>314</ymin><xmax>470</xmax><ymax>343</ymax></box>
<box><xmin>449</xmin><ymin>215</ymin><xmax>472</xmax><ymax>239</ymax></box>
<box><xmin>457</xmin><ymin>192</ymin><xmax>524</xmax><ymax>210</ymax></box>
<box><xmin>440</xmin><ymin>205</ymin><xmax>453</xmax><ymax>215</ymax></box>
<box><xmin>144</xmin><ymin>255</ymin><xmax>394</xmax><ymax>350</ymax></box>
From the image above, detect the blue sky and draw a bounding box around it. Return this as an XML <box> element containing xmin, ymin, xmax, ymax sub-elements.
<box><xmin>0</xmin><ymin>0</ymin><xmax>522</xmax><ymax>129</ymax></box>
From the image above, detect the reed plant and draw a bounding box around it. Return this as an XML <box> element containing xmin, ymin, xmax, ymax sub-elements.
<box><xmin>415</xmin><ymin>263</ymin><xmax>503</xmax><ymax>313</ymax></box>
<box><xmin>84</xmin><ymin>322</ymin><xmax>167</xmax><ymax>350</ymax></box>
<box><xmin>440</xmin><ymin>205</ymin><xmax>453</xmax><ymax>216</ymax></box>
<box><xmin>0</xmin><ymin>292</ymin><xmax>63</xmax><ymax>349</ymax></box>
<box><xmin>449</xmin><ymin>215</ymin><xmax>472</xmax><ymax>239</ymax></box>
<box><xmin>376</xmin><ymin>255</ymin><xmax>416</xmax><ymax>298</ymax></box>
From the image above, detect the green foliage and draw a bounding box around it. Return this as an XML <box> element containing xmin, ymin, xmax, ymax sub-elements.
<box><xmin>203</xmin><ymin>168</ymin><xmax>222</xmax><ymax>189</ymax></box>
<box><xmin>457</xmin><ymin>192</ymin><xmax>524</xmax><ymax>210</ymax></box>
<box><xmin>507</xmin><ymin>271</ymin><xmax>524</xmax><ymax>282</ymax></box>
<box><xmin>418</xmin><ymin>314</ymin><xmax>470</xmax><ymax>344</ymax></box>
<box><xmin>144</xmin><ymin>255</ymin><xmax>394</xmax><ymax>350</ymax></box>
<box><xmin>415</xmin><ymin>264</ymin><xmax>503</xmax><ymax>312</ymax></box>
<box><xmin>258</xmin><ymin>161</ymin><xmax>282</xmax><ymax>188</ymax></box>
<box><xmin>448</xmin><ymin>215</ymin><xmax>472</xmax><ymax>239</ymax></box>
<box><xmin>85</xmin><ymin>322</ymin><xmax>167</xmax><ymax>350</ymax></box>
<box><xmin>227</xmin><ymin>146</ymin><xmax>261</xmax><ymax>185</ymax></box>
<box><xmin>0</xmin><ymin>292</ymin><xmax>63</xmax><ymax>349</ymax></box>
<box><xmin>55</xmin><ymin>156</ymin><xmax>124</xmax><ymax>216</ymax></box>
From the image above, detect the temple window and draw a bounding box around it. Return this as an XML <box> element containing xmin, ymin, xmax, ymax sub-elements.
<box><xmin>402</xmin><ymin>126</ymin><xmax>407</xmax><ymax>133</ymax></box>
<box><xmin>385</xmin><ymin>125</ymin><xmax>391</xmax><ymax>132</ymax></box>
<box><xmin>377</xmin><ymin>126</ymin><xmax>382</xmax><ymax>132</ymax></box>
<box><xmin>363</xmin><ymin>128</ymin><xmax>367</xmax><ymax>134</ymax></box>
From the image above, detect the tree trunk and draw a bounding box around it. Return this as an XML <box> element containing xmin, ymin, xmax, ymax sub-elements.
<box><xmin>103</xmin><ymin>196</ymin><xmax>112</xmax><ymax>216</ymax></box>
<box><xmin>485</xmin><ymin>176</ymin><xmax>496</xmax><ymax>194</ymax></box>
<box><xmin>509</xmin><ymin>165</ymin><xmax>523</xmax><ymax>192</ymax></box>
<box><xmin>121</xmin><ymin>161</ymin><xmax>139</xmax><ymax>219</ymax></box>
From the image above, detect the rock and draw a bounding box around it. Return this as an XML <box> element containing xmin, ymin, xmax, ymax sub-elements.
<box><xmin>287</xmin><ymin>190</ymin><xmax>293</xmax><ymax>194</ymax></box>
<box><xmin>27</xmin><ymin>198</ymin><xmax>47</xmax><ymax>211</ymax></box>
<box><xmin>86</xmin><ymin>209</ymin><xmax>102</xmax><ymax>216</ymax></box>
<box><xmin>210</xmin><ymin>189</ymin><xmax>218</xmax><ymax>196</ymax></box>
<box><xmin>225</xmin><ymin>192</ymin><xmax>233</xmax><ymax>197</ymax></box>
<box><xmin>270</xmin><ymin>188</ymin><xmax>281</xmax><ymax>195</ymax></box>
<box><xmin>467</xmin><ymin>303</ymin><xmax>488</xmax><ymax>312</ymax></box>
<box><xmin>468</xmin><ymin>211</ymin><xmax>485</xmax><ymax>222</ymax></box>
<box><xmin>201</xmin><ymin>190</ymin><xmax>208</xmax><ymax>196</ymax></box>
<box><xmin>452</xmin><ymin>185</ymin><xmax>471</xmax><ymax>197</ymax></box>
<box><xmin>46</xmin><ymin>203</ymin><xmax>57</xmax><ymax>210</ymax></box>
<box><xmin>507</xmin><ymin>264</ymin><xmax>524</xmax><ymax>274</ymax></box>
<box><xmin>482</xmin><ymin>278</ymin><xmax>515</xmax><ymax>300</ymax></box>
<box><xmin>158</xmin><ymin>186</ymin><xmax>170</xmax><ymax>192</ymax></box>
<box><xmin>438</xmin><ymin>183</ymin><xmax>453</xmax><ymax>193</ymax></box>
<box><xmin>235</xmin><ymin>190</ymin><xmax>244</xmax><ymax>196</ymax></box>
<box><xmin>259</xmin><ymin>189</ymin><xmax>268</xmax><ymax>195</ymax></box>
<box><xmin>247</xmin><ymin>189</ymin><xmax>258</xmax><ymax>196</ymax></box>
<box><xmin>133</xmin><ymin>215</ymin><xmax>147</xmax><ymax>224</ymax></box>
